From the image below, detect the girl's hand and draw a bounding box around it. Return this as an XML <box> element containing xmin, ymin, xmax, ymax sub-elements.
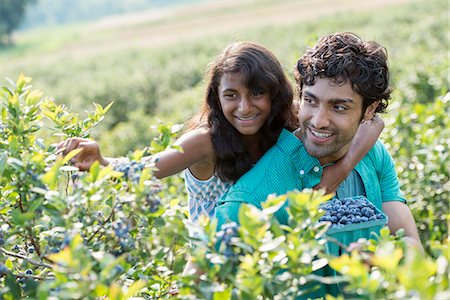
<box><xmin>314</xmin><ymin>162</ymin><xmax>348</xmax><ymax>195</ymax></box>
<box><xmin>56</xmin><ymin>138</ymin><xmax>107</xmax><ymax>171</ymax></box>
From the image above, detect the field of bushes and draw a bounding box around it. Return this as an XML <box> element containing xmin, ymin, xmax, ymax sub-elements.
<box><xmin>0</xmin><ymin>0</ymin><xmax>448</xmax><ymax>298</ymax></box>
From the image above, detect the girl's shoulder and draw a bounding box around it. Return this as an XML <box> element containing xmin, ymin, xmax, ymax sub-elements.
<box><xmin>178</xmin><ymin>127</ymin><xmax>216</xmax><ymax>180</ymax></box>
<box><xmin>176</xmin><ymin>127</ymin><xmax>215</xmax><ymax>159</ymax></box>
<box><xmin>178</xmin><ymin>127</ymin><xmax>211</xmax><ymax>146</ymax></box>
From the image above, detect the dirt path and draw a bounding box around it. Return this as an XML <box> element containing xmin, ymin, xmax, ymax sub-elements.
<box><xmin>5</xmin><ymin>0</ymin><xmax>409</xmax><ymax>70</ymax></box>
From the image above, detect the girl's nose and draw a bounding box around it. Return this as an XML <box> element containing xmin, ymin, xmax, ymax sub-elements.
<box><xmin>238</xmin><ymin>97</ymin><xmax>252</xmax><ymax>114</ymax></box>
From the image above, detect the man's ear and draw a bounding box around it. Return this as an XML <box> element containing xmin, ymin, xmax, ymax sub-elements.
<box><xmin>363</xmin><ymin>100</ymin><xmax>380</xmax><ymax>121</ymax></box>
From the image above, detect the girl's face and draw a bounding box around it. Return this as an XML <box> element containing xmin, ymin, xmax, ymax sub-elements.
<box><xmin>218</xmin><ymin>72</ymin><xmax>272</xmax><ymax>136</ymax></box>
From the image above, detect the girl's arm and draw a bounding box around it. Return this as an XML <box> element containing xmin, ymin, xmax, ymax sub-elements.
<box><xmin>147</xmin><ymin>128</ymin><xmax>215</xmax><ymax>179</ymax></box>
<box><xmin>315</xmin><ymin>115</ymin><xmax>384</xmax><ymax>194</ymax></box>
<box><xmin>58</xmin><ymin>128</ymin><xmax>215</xmax><ymax>180</ymax></box>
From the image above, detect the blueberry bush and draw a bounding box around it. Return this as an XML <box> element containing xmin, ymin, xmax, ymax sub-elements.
<box><xmin>1</xmin><ymin>76</ymin><xmax>448</xmax><ymax>299</ymax></box>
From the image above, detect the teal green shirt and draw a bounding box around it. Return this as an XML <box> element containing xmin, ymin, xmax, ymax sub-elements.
<box><xmin>216</xmin><ymin>129</ymin><xmax>405</xmax><ymax>230</ymax></box>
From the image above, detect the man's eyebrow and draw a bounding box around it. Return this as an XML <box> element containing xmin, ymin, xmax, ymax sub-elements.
<box><xmin>303</xmin><ymin>90</ymin><xmax>316</xmax><ymax>99</ymax></box>
<box><xmin>303</xmin><ymin>90</ymin><xmax>354</xmax><ymax>103</ymax></box>
<box><xmin>331</xmin><ymin>98</ymin><xmax>355</xmax><ymax>104</ymax></box>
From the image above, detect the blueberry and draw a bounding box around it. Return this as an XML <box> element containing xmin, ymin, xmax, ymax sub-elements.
<box><xmin>361</xmin><ymin>216</ymin><xmax>368</xmax><ymax>222</ymax></box>
<box><xmin>0</xmin><ymin>264</ymin><xmax>8</xmax><ymax>275</ymax></box>
<box><xmin>28</xmin><ymin>246</ymin><xmax>35</xmax><ymax>253</ymax></box>
<box><xmin>149</xmin><ymin>199</ymin><xmax>161</xmax><ymax>213</ymax></box>
<box><xmin>331</xmin><ymin>216</ymin><xmax>337</xmax><ymax>223</ymax></box>
<box><xmin>25</xmin><ymin>269</ymin><xmax>33</xmax><ymax>275</ymax></box>
<box><xmin>364</xmin><ymin>210</ymin><xmax>373</xmax><ymax>217</ymax></box>
<box><xmin>12</xmin><ymin>245</ymin><xmax>20</xmax><ymax>252</ymax></box>
<box><xmin>114</xmin><ymin>265</ymin><xmax>124</xmax><ymax>273</ymax></box>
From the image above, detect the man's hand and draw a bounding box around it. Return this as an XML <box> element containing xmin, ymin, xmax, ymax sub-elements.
<box><xmin>57</xmin><ymin>138</ymin><xmax>107</xmax><ymax>171</ymax></box>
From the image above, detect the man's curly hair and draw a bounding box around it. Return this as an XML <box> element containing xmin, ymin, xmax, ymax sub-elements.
<box><xmin>294</xmin><ymin>32</ymin><xmax>392</xmax><ymax>114</ymax></box>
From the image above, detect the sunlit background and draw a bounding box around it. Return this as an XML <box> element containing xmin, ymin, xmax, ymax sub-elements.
<box><xmin>1</xmin><ymin>0</ymin><xmax>448</xmax><ymax>158</ymax></box>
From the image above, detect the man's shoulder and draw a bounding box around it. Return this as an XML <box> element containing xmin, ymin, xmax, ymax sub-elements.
<box><xmin>362</xmin><ymin>140</ymin><xmax>394</xmax><ymax>170</ymax></box>
<box><xmin>366</xmin><ymin>140</ymin><xmax>391</xmax><ymax>159</ymax></box>
<box><xmin>232</xmin><ymin>141</ymin><xmax>294</xmax><ymax>192</ymax></box>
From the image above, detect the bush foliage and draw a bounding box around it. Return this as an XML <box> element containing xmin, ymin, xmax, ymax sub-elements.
<box><xmin>1</xmin><ymin>1</ymin><xmax>448</xmax><ymax>298</ymax></box>
<box><xmin>0</xmin><ymin>75</ymin><xmax>448</xmax><ymax>299</ymax></box>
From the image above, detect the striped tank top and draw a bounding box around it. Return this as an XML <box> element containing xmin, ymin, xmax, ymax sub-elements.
<box><xmin>184</xmin><ymin>168</ymin><xmax>233</xmax><ymax>221</ymax></box>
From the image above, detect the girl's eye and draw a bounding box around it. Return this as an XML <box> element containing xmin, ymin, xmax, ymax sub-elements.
<box><xmin>251</xmin><ymin>90</ymin><xmax>265</xmax><ymax>97</ymax></box>
<box><xmin>223</xmin><ymin>93</ymin><xmax>237</xmax><ymax>99</ymax></box>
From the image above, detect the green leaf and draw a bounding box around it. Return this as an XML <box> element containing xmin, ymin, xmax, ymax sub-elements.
<box><xmin>213</xmin><ymin>286</ymin><xmax>232</xmax><ymax>300</ymax></box>
<box><xmin>261</xmin><ymin>194</ymin><xmax>287</xmax><ymax>216</ymax></box>
<box><xmin>258</xmin><ymin>236</ymin><xmax>285</xmax><ymax>252</ymax></box>
<box><xmin>5</xmin><ymin>259</ymin><xmax>13</xmax><ymax>269</ymax></box>
<box><xmin>5</xmin><ymin>272</ymin><xmax>21</xmax><ymax>299</ymax></box>
<box><xmin>11</xmin><ymin>210</ymin><xmax>35</xmax><ymax>225</ymax></box>
<box><xmin>124</xmin><ymin>280</ymin><xmax>147</xmax><ymax>298</ymax></box>
<box><xmin>0</xmin><ymin>152</ymin><xmax>7</xmax><ymax>176</ymax></box>
<box><xmin>25</xmin><ymin>90</ymin><xmax>43</xmax><ymax>106</ymax></box>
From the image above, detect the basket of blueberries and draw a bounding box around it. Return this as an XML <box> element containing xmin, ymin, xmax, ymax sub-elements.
<box><xmin>319</xmin><ymin>195</ymin><xmax>388</xmax><ymax>256</ymax></box>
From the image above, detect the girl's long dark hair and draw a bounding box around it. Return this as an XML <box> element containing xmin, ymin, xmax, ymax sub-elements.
<box><xmin>190</xmin><ymin>42</ymin><xmax>296</xmax><ymax>182</ymax></box>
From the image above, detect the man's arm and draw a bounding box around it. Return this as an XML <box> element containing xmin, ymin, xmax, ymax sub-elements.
<box><xmin>376</xmin><ymin>142</ymin><xmax>423</xmax><ymax>251</ymax></box>
<box><xmin>382</xmin><ymin>201</ymin><xmax>423</xmax><ymax>251</ymax></box>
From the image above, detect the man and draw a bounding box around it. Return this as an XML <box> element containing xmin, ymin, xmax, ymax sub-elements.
<box><xmin>215</xmin><ymin>32</ymin><xmax>422</xmax><ymax>248</ymax></box>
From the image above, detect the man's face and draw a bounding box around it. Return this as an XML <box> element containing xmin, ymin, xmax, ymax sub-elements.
<box><xmin>298</xmin><ymin>77</ymin><xmax>367</xmax><ymax>165</ymax></box>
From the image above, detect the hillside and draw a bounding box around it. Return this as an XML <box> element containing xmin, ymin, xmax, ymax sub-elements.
<box><xmin>3</xmin><ymin>1</ymin><xmax>406</xmax><ymax>71</ymax></box>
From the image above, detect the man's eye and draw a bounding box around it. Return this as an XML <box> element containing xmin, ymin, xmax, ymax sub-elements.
<box><xmin>334</xmin><ymin>105</ymin><xmax>347</xmax><ymax>111</ymax></box>
<box><xmin>304</xmin><ymin>98</ymin><xmax>314</xmax><ymax>104</ymax></box>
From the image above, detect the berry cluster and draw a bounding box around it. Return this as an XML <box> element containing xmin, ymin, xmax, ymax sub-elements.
<box><xmin>111</xmin><ymin>219</ymin><xmax>135</xmax><ymax>256</ymax></box>
<box><xmin>113</xmin><ymin>160</ymin><xmax>146</xmax><ymax>182</ymax></box>
<box><xmin>217</xmin><ymin>222</ymin><xmax>239</xmax><ymax>258</ymax></box>
<box><xmin>319</xmin><ymin>197</ymin><xmax>385</xmax><ymax>228</ymax></box>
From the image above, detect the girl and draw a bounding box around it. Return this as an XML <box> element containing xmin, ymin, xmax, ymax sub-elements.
<box><xmin>59</xmin><ymin>42</ymin><xmax>383</xmax><ymax>224</ymax></box>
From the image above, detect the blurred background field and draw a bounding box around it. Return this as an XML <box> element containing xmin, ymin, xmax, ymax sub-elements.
<box><xmin>1</xmin><ymin>0</ymin><xmax>449</xmax><ymax>245</ymax></box>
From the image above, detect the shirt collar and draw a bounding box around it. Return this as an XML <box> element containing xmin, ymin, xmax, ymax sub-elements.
<box><xmin>277</xmin><ymin>129</ymin><xmax>321</xmax><ymax>175</ymax></box>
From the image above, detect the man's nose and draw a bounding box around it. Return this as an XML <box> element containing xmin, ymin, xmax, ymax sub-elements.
<box><xmin>310</xmin><ymin>107</ymin><xmax>330</xmax><ymax>129</ymax></box>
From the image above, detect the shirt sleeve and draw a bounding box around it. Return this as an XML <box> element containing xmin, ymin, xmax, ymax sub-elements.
<box><xmin>216</xmin><ymin>185</ymin><xmax>258</xmax><ymax>230</ymax></box>
<box><xmin>378</xmin><ymin>144</ymin><xmax>407</xmax><ymax>203</ymax></box>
